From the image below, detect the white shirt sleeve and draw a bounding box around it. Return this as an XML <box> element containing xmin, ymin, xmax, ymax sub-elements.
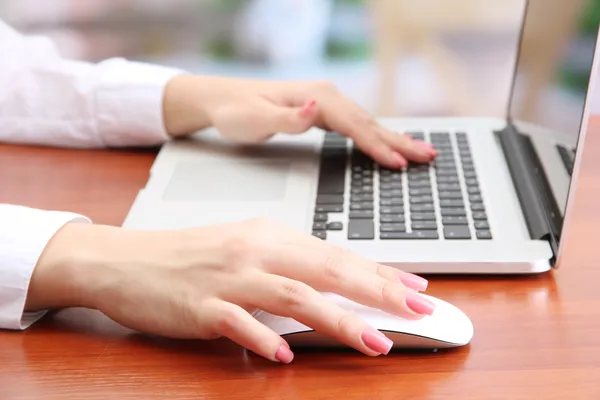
<box><xmin>0</xmin><ymin>20</ymin><xmax>183</xmax><ymax>148</ymax></box>
<box><xmin>0</xmin><ymin>21</ymin><xmax>184</xmax><ymax>329</ymax></box>
<box><xmin>0</xmin><ymin>205</ymin><xmax>90</xmax><ymax>329</ymax></box>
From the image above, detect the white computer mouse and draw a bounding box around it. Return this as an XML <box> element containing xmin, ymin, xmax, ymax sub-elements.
<box><xmin>253</xmin><ymin>293</ymin><xmax>474</xmax><ymax>349</ymax></box>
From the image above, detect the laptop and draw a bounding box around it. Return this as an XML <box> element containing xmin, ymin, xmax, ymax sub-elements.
<box><xmin>123</xmin><ymin>0</ymin><xmax>600</xmax><ymax>274</ymax></box>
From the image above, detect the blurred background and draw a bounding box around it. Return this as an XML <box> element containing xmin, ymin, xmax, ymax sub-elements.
<box><xmin>1</xmin><ymin>0</ymin><xmax>599</xmax><ymax>122</ymax></box>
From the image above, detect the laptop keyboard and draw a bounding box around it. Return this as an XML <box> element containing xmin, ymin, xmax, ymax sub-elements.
<box><xmin>312</xmin><ymin>131</ymin><xmax>492</xmax><ymax>241</ymax></box>
<box><xmin>556</xmin><ymin>144</ymin><xmax>575</xmax><ymax>175</ymax></box>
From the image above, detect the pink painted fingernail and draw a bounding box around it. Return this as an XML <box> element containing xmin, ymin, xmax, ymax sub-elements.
<box><xmin>415</xmin><ymin>140</ymin><xmax>438</xmax><ymax>156</ymax></box>
<box><xmin>406</xmin><ymin>292</ymin><xmax>436</xmax><ymax>315</ymax></box>
<box><xmin>361</xmin><ymin>327</ymin><xmax>393</xmax><ymax>355</ymax></box>
<box><xmin>275</xmin><ymin>344</ymin><xmax>294</xmax><ymax>363</ymax></box>
<box><xmin>299</xmin><ymin>100</ymin><xmax>317</xmax><ymax>118</ymax></box>
<box><xmin>392</xmin><ymin>152</ymin><xmax>407</xmax><ymax>167</ymax></box>
<box><xmin>399</xmin><ymin>272</ymin><xmax>428</xmax><ymax>292</ymax></box>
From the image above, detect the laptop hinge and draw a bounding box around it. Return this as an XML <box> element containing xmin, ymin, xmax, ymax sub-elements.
<box><xmin>494</xmin><ymin>124</ymin><xmax>561</xmax><ymax>266</ymax></box>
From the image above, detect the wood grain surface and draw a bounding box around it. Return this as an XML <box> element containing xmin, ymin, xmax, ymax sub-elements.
<box><xmin>1</xmin><ymin>119</ymin><xmax>599</xmax><ymax>399</ymax></box>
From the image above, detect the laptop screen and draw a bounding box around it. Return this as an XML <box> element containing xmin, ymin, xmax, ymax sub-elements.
<box><xmin>508</xmin><ymin>0</ymin><xmax>599</xmax><ymax>210</ymax></box>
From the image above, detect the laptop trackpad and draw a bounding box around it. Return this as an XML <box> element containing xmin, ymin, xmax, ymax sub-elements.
<box><xmin>163</xmin><ymin>160</ymin><xmax>290</xmax><ymax>202</ymax></box>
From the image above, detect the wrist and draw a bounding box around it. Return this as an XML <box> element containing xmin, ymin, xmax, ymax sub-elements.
<box><xmin>163</xmin><ymin>74</ymin><xmax>213</xmax><ymax>137</ymax></box>
<box><xmin>25</xmin><ymin>223</ymin><xmax>125</xmax><ymax>312</ymax></box>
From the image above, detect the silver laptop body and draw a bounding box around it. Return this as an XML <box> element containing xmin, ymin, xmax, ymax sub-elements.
<box><xmin>123</xmin><ymin>1</ymin><xmax>599</xmax><ymax>275</ymax></box>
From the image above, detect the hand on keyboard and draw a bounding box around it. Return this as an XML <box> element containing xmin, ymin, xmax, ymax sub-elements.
<box><xmin>163</xmin><ymin>75</ymin><xmax>438</xmax><ymax>168</ymax></box>
<box><xmin>28</xmin><ymin>219</ymin><xmax>434</xmax><ymax>364</ymax></box>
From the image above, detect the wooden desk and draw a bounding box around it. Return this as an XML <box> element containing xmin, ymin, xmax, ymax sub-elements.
<box><xmin>1</xmin><ymin>121</ymin><xmax>600</xmax><ymax>400</ymax></box>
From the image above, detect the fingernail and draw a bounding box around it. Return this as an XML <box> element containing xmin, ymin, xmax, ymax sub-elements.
<box><xmin>406</xmin><ymin>292</ymin><xmax>436</xmax><ymax>315</ymax></box>
<box><xmin>275</xmin><ymin>344</ymin><xmax>294</xmax><ymax>363</ymax></box>
<box><xmin>299</xmin><ymin>100</ymin><xmax>317</xmax><ymax>118</ymax></box>
<box><xmin>416</xmin><ymin>140</ymin><xmax>438</xmax><ymax>156</ymax></box>
<box><xmin>399</xmin><ymin>272</ymin><xmax>428</xmax><ymax>292</ymax></box>
<box><xmin>392</xmin><ymin>152</ymin><xmax>407</xmax><ymax>167</ymax></box>
<box><xmin>361</xmin><ymin>327</ymin><xmax>393</xmax><ymax>355</ymax></box>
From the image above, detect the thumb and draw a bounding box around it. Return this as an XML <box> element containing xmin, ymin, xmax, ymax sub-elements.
<box><xmin>263</xmin><ymin>99</ymin><xmax>319</xmax><ymax>135</ymax></box>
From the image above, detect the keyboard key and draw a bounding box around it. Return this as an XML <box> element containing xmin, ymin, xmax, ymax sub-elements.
<box><xmin>436</xmin><ymin>169</ymin><xmax>459</xmax><ymax>177</ymax></box>
<box><xmin>409</xmin><ymin>188</ymin><xmax>433</xmax><ymax>197</ymax></box>
<box><xmin>471</xmin><ymin>203</ymin><xmax>486</xmax><ymax>211</ymax></box>
<box><xmin>313</xmin><ymin>222</ymin><xmax>326</xmax><ymax>230</ymax></box>
<box><xmin>316</xmin><ymin>195</ymin><xmax>344</xmax><ymax>205</ymax></box>
<box><xmin>476</xmin><ymin>230</ymin><xmax>493</xmax><ymax>240</ymax></box>
<box><xmin>463</xmin><ymin>171</ymin><xmax>478</xmax><ymax>179</ymax></box>
<box><xmin>348</xmin><ymin>220</ymin><xmax>375</xmax><ymax>239</ymax></box>
<box><xmin>380</xmin><ymin>215</ymin><xmax>405</xmax><ymax>223</ymax></box>
<box><xmin>467</xmin><ymin>186</ymin><xmax>480</xmax><ymax>195</ymax></box>
<box><xmin>472</xmin><ymin>211</ymin><xmax>487</xmax><ymax>220</ymax></box>
<box><xmin>312</xmin><ymin>231</ymin><xmax>327</xmax><ymax>240</ymax></box>
<box><xmin>410</xmin><ymin>196</ymin><xmax>433</xmax><ymax>204</ymax></box>
<box><xmin>314</xmin><ymin>213</ymin><xmax>328</xmax><ymax>222</ymax></box>
<box><xmin>315</xmin><ymin>205</ymin><xmax>343</xmax><ymax>213</ymax></box>
<box><xmin>437</xmin><ymin>177</ymin><xmax>460</xmax><ymax>185</ymax></box>
<box><xmin>465</xmin><ymin>178</ymin><xmax>479</xmax><ymax>187</ymax></box>
<box><xmin>350</xmin><ymin>202</ymin><xmax>374</xmax><ymax>211</ymax></box>
<box><xmin>412</xmin><ymin>221</ymin><xmax>438</xmax><ymax>230</ymax></box>
<box><xmin>440</xmin><ymin>199</ymin><xmax>464</xmax><ymax>208</ymax></box>
<box><xmin>430</xmin><ymin>132</ymin><xmax>450</xmax><ymax>140</ymax></box>
<box><xmin>380</xmin><ymin>206</ymin><xmax>404</xmax><ymax>214</ymax></box>
<box><xmin>380</xmin><ymin>223</ymin><xmax>407</xmax><ymax>232</ymax></box>
<box><xmin>349</xmin><ymin>211</ymin><xmax>374</xmax><ymax>219</ymax></box>
<box><xmin>438</xmin><ymin>191</ymin><xmax>463</xmax><ymax>200</ymax></box>
<box><xmin>441</xmin><ymin>208</ymin><xmax>467</xmax><ymax>217</ymax></box>
<box><xmin>380</xmin><ymin>192</ymin><xmax>403</xmax><ymax>200</ymax></box>
<box><xmin>327</xmin><ymin>222</ymin><xmax>343</xmax><ymax>231</ymax></box>
<box><xmin>442</xmin><ymin>216</ymin><xmax>468</xmax><ymax>225</ymax></box>
<box><xmin>408</xmin><ymin>180</ymin><xmax>432</xmax><ymax>189</ymax></box>
<box><xmin>411</xmin><ymin>213</ymin><xmax>436</xmax><ymax>221</ymax></box>
<box><xmin>381</xmin><ymin>231</ymin><xmax>439</xmax><ymax>240</ymax></box>
<box><xmin>380</xmin><ymin>198</ymin><xmax>404</xmax><ymax>206</ymax></box>
<box><xmin>411</xmin><ymin>204</ymin><xmax>435</xmax><ymax>213</ymax></box>
<box><xmin>474</xmin><ymin>221</ymin><xmax>489</xmax><ymax>230</ymax></box>
<box><xmin>469</xmin><ymin>194</ymin><xmax>483</xmax><ymax>203</ymax></box>
<box><xmin>437</xmin><ymin>183</ymin><xmax>461</xmax><ymax>191</ymax></box>
<box><xmin>352</xmin><ymin>194</ymin><xmax>374</xmax><ymax>202</ymax></box>
<box><xmin>434</xmin><ymin>162</ymin><xmax>456</xmax><ymax>169</ymax></box>
<box><xmin>380</xmin><ymin>182</ymin><xmax>403</xmax><ymax>190</ymax></box>
<box><xmin>444</xmin><ymin>225</ymin><xmax>471</xmax><ymax>239</ymax></box>
<box><xmin>380</xmin><ymin>176</ymin><xmax>402</xmax><ymax>184</ymax></box>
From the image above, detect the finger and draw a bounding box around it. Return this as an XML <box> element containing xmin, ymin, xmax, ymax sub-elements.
<box><xmin>232</xmin><ymin>273</ymin><xmax>395</xmax><ymax>356</ymax></box>
<box><xmin>261</xmin><ymin>243</ymin><xmax>433</xmax><ymax>320</ymax></box>
<box><xmin>259</xmin><ymin>221</ymin><xmax>429</xmax><ymax>291</ymax></box>
<box><xmin>204</xmin><ymin>300</ymin><xmax>294</xmax><ymax>363</ymax></box>
<box><xmin>315</xmin><ymin>95</ymin><xmax>406</xmax><ymax>168</ymax></box>
<box><xmin>379</xmin><ymin>129</ymin><xmax>437</xmax><ymax>163</ymax></box>
<box><xmin>263</xmin><ymin>99</ymin><xmax>319</xmax><ymax>135</ymax></box>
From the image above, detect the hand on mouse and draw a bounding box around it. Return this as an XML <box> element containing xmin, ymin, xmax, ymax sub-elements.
<box><xmin>163</xmin><ymin>75</ymin><xmax>438</xmax><ymax>169</ymax></box>
<box><xmin>27</xmin><ymin>218</ymin><xmax>435</xmax><ymax>364</ymax></box>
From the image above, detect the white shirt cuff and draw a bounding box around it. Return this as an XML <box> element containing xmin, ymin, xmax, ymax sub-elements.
<box><xmin>94</xmin><ymin>59</ymin><xmax>184</xmax><ymax>147</ymax></box>
<box><xmin>0</xmin><ymin>205</ymin><xmax>90</xmax><ymax>329</ymax></box>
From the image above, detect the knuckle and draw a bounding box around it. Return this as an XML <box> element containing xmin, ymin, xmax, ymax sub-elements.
<box><xmin>322</xmin><ymin>247</ymin><xmax>350</xmax><ymax>283</ymax></box>
<box><xmin>313</xmin><ymin>79</ymin><xmax>337</xmax><ymax>92</ymax></box>
<box><xmin>213</xmin><ymin>307</ymin><xmax>239</xmax><ymax>336</ymax></box>
<box><xmin>353</xmin><ymin>111</ymin><xmax>378</xmax><ymax>129</ymax></box>
<box><xmin>335</xmin><ymin>312</ymin><xmax>358</xmax><ymax>337</ymax></box>
<box><xmin>279</xmin><ymin>280</ymin><xmax>310</xmax><ymax>308</ymax></box>
<box><xmin>225</xmin><ymin>233</ymin><xmax>256</xmax><ymax>260</ymax></box>
<box><xmin>379</xmin><ymin>280</ymin><xmax>403</xmax><ymax>305</ymax></box>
